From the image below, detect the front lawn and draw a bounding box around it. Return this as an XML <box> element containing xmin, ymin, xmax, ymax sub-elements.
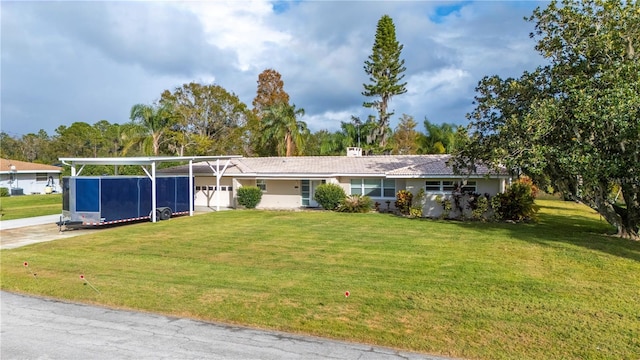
<box><xmin>0</xmin><ymin>194</ymin><xmax>62</xmax><ymax>220</ymax></box>
<box><xmin>1</xmin><ymin>199</ymin><xmax>638</xmax><ymax>359</ymax></box>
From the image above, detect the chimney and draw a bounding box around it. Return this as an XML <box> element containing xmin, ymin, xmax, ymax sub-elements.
<box><xmin>346</xmin><ymin>147</ymin><xmax>363</xmax><ymax>157</ymax></box>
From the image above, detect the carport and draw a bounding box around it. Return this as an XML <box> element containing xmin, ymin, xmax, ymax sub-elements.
<box><xmin>58</xmin><ymin>156</ymin><xmax>241</xmax><ymax>222</ymax></box>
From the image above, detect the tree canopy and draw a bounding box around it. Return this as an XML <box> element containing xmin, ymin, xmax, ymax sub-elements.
<box><xmin>455</xmin><ymin>0</ymin><xmax>639</xmax><ymax>239</ymax></box>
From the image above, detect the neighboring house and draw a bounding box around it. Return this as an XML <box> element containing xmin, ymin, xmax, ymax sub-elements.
<box><xmin>0</xmin><ymin>158</ymin><xmax>62</xmax><ymax>195</ymax></box>
<box><xmin>159</xmin><ymin>148</ymin><xmax>510</xmax><ymax>217</ymax></box>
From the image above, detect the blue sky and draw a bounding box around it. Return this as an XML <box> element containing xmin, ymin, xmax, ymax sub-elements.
<box><xmin>1</xmin><ymin>1</ymin><xmax>546</xmax><ymax>138</ymax></box>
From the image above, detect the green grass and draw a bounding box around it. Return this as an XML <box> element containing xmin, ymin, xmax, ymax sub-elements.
<box><xmin>2</xmin><ymin>199</ymin><xmax>639</xmax><ymax>359</ymax></box>
<box><xmin>0</xmin><ymin>194</ymin><xmax>62</xmax><ymax>220</ymax></box>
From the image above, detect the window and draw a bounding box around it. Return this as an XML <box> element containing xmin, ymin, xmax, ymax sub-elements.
<box><xmin>36</xmin><ymin>173</ymin><xmax>48</xmax><ymax>182</ymax></box>
<box><xmin>425</xmin><ymin>180</ymin><xmax>477</xmax><ymax>193</ymax></box>
<box><xmin>257</xmin><ymin>179</ymin><xmax>267</xmax><ymax>191</ymax></box>
<box><xmin>350</xmin><ymin>178</ymin><xmax>395</xmax><ymax>198</ymax></box>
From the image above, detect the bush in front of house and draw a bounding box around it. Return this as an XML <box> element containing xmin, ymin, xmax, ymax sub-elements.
<box><xmin>314</xmin><ymin>183</ymin><xmax>346</xmax><ymax>210</ymax></box>
<box><xmin>337</xmin><ymin>195</ymin><xmax>373</xmax><ymax>213</ymax></box>
<box><xmin>491</xmin><ymin>179</ymin><xmax>539</xmax><ymax>221</ymax></box>
<box><xmin>395</xmin><ymin>190</ymin><xmax>413</xmax><ymax>215</ymax></box>
<box><xmin>409</xmin><ymin>188</ymin><xmax>425</xmax><ymax>218</ymax></box>
<box><xmin>0</xmin><ymin>187</ymin><xmax>9</xmax><ymax>197</ymax></box>
<box><xmin>237</xmin><ymin>186</ymin><xmax>263</xmax><ymax>209</ymax></box>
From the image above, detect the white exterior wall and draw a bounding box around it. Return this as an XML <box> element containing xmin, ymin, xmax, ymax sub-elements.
<box><xmin>406</xmin><ymin>178</ymin><xmax>506</xmax><ymax>218</ymax></box>
<box><xmin>233</xmin><ymin>179</ymin><xmax>301</xmax><ymax>209</ymax></box>
<box><xmin>0</xmin><ymin>173</ymin><xmax>61</xmax><ymax>195</ymax></box>
<box><xmin>255</xmin><ymin>179</ymin><xmax>301</xmax><ymax>209</ymax></box>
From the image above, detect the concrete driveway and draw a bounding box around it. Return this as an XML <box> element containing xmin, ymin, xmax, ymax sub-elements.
<box><xmin>0</xmin><ymin>216</ymin><xmax>452</xmax><ymax>360</ymax></box>
<box><xmin>0</xmin><ymin>215</ymin><xmax>109</xmax><ymax>250</ymax></box>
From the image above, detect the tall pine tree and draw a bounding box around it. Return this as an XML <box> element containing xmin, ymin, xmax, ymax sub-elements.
<box><xmin>362</xmin><ymin>15</ymin><xmax>407</xmax><ymax>150</ymax></box>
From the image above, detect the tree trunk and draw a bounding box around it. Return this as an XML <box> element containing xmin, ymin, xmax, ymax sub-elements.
<box><xmin>619</xmin><ymin>181</ymin><xmax>640</xmax><ymax>240</ymax></box>
<box><xmin>285</xmin><ymin>131</ymin><xmax>293</xmax><ymax>157</ymax></box>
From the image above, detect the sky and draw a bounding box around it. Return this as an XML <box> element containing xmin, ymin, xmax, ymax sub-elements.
<box><xmin>1</xmin><ymin>0</ymin><xmax>547</xmax><ymax>138</ymax></box>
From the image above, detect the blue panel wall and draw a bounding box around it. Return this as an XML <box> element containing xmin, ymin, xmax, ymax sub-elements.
<box><xmin>175</xmin><ymin>177</ymin><xmax>190</xmax><ymax>212</ymax></box>
<box><xmin>100</xmin><ymin>178</ymin><xmax>142</xmax><ymax>221</ymax></box>
<box><xmin>75</xmin><ymin>178</ymin><xmax>100</xmax><ymax>212</ymax></box>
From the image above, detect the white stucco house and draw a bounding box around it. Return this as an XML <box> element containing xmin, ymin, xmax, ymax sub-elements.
<box><xmin>0</xmin><ymin>158</ymin><xmax>62</xmax><ymax>195</ymax></box>
<box><xmin>158</xmin><ymin>149</ymin><xmax>510</xmax><ymax>217</ymax></box>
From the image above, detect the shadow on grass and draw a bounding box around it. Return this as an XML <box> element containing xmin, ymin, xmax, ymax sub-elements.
<box><xmin>440</xmin><ymin>202</ymin><xmax>640</xmax><ymax>263</ymax></box>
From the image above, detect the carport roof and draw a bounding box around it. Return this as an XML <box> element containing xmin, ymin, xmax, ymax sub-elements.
<box><xmin>59</xmin><ymin>156</ymin><xmax>241</xmax><ymax>167</ymax></box>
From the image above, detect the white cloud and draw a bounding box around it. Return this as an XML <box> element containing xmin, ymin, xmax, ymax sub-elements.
<box><xmin>1</xmin><ymin>1</ymin><xmax>546</xmax><ymax>138</ymax></box>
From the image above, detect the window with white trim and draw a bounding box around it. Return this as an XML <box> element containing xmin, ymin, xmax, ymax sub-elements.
<box><xmin>256</xmin><ymin>179</ymin><xmax>267</xmax><ymax>191</ymax></box>
<box><xmin>36</xmin><ymin>173</ymin><xmax>48</xmax><ymax>182</ymax></box>
<box><xmin>425</xmin><ymin>180</ymin><xmax>476</xmax><ymax>193</ymax></box>
<box><xmin>350</xmin><ymin>178</ymin><xmax>395</xmax><ymax>198</ymax></box>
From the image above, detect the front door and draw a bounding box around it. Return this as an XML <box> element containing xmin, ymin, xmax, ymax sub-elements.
<box><xmin>301</xmin><ymin>180</ymin><xmax>323</xmax><ymax>207</ymax></box>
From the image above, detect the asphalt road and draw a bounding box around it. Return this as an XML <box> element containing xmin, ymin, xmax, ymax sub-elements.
<box><xmin>0</xmin><ymin>216</ymin><xmax>452</xmax><ymax>360</ymax></box>
<box><xmin>0</xmin><ymin>292</ymin><xmax>448</xmax><ymax>360</ymax></box>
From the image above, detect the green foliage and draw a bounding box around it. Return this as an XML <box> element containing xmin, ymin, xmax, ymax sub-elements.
<box><xmin>419</xmin><ymin>119</ymin><xmax>459</xmax><ymax>154</ymax></box>
<box><xmin>362</xmin><ymin>15</ymin><xmax>407</xmax><ymax>149</ymax></box>
<box><xmin>470</xmin><ymin>194</ymin><xmax>490</xmax><ymax>221</ymax></box>
<box><xmin>160</xmin><ymin>82</ymin><xmax>251</xmax><ymax>156</ymax></box>
<box><xmin>395</xmin><ymin>190</ymin><xmax>412</xmax><ymax>215</ymax></box>
<box><xmin>337</xmin><ymin>195</ymin><xmax>373</xmax><ymax>213</ymax></box>
<box><xmin>391</xmin><ymin>114</ymin><xmax>420</xmax><ymax>155</ymax></box>
<box><xmin>491</xmin><ymin>180</ymin><xmax>540</xmax><ymax>222</ymax></box>
<box><xmin>237</xmin><ymin>186</ymin><xmax>263</xmax><ymax>209</ymax></box>
<box><xmin>261</xmin><ymin>103</ymin><xmax>309</xmax><ymax>156</ymax></box>
<box><xmin>0</xmin><ymin>187</ymin><xmax>9</xmax><ymax>197</ymax></box>
<box><xmin>456</xmin><ymin>0</ymin><xmax>640</xmax><ymax>239</ymax></box>
<box><xmin>436</xmin><ymin>195</ymin><xmax>452</xmax><ymax>219</ymax></box>
<box><xmin>313</xmin><ymin>183</ymin><xmax>346</xmax><ymax>210</ymax></box>
<box><xmin>409</xmin><ymin>188</ymin><xmax>425</xmax><ymax>218</ymax></box>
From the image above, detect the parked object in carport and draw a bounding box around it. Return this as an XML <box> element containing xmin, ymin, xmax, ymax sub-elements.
<box><xmin>57</xmin><ymin>176</ymin><xmax>190</xmax><ymax>229</ymax></box>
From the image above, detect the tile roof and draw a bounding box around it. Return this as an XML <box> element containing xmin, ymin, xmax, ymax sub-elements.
<box><xmin>0</xmin><ymin>158</ymin><xmax>62</xmax><ymax>173</ymax></box>
<box><xmin>159</xmin><ymin>155</ymin><xmax>507</xmax><ymax>178</ymax></box>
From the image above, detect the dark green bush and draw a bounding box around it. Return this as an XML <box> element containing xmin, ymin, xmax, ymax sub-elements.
<box><xmin>314</xmin><ymin>183</ymin><xmax>346</xmax><ymax>210</ymax></box>
<box><xmin>491</xmin><ymin>180</ymin><xmax>539</xmax><ymax>221</ymax></box>
<box><xmin>0</xmin><ymin>187</ymin><xmax>9</xmax><ymax>197</ymax></box>
<box><xmin>395</xmin><ymin>190</ymin><xmax>413</xmax><ymax>215</ymax></box>
<box><xmin>337</xmin><ymin>195</ymin><xmax>373</xmax><ymax>213</ymax></box>
<box><xmin>237</xmin><ymin>186</ymin><xmax>263</xmax><ymax>209</ymax></box>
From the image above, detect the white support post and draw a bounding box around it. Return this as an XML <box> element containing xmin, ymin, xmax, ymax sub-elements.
<box><xmin>151</xmin><ymin>162</ymin><xmax>157</xmax><ymax>223</ymax></box>
<box><xmin>189</xmin><ymin>159</ymin><xmax>194</xmax><ymax>216</ymax></box>
<box><xmin>216</xmin><ymin>159</ymin><xmax>220</xmax><ymax>211</ymax></box>
<box><xmin>71</xmin><ymin>164</ymin><xmax>76</xmax><ymax>177</ymax></box>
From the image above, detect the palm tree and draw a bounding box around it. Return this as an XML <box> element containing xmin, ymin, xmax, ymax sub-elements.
<box><xmin>127</xmin><ymin>103</ymin><xmax>176</xmax><ymax>156</ymax></box>
<box><xmin>419</xmin><ymin>119</ymin><xmax>458</xmax><ymax>154</ymax></box>
<box><xmin>261</xmin><ymin>103</ymin><xmax>308</xmax><ymax>156</ymax></box>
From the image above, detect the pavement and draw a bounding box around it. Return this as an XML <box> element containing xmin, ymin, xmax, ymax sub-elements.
<box><xmin>0</xmin><ymin>215</ymin><xmax>102</xmax><ymax>250</ymax></box>
<box><xmin>0</xmin><ymin>216</ymin><xmax>453</xmax><ymax>360</ymax></box>
<box><xmin>0</xmin><ymin>292</ymin><xmax>447</xmax><ymax>360</ymax></box>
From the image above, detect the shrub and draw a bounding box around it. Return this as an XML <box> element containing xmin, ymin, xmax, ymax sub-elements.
<box><xmin>0</xmin><ymin>187</ymin><xmax>9</xmax><ymax>197</ymax></box>
<box><xmin>314</xmin><ymin>183</ymin><xmax>346</xmax><ymax>210</ymax></box>
<box><xmin>409</xmin><ymin>188</ymin><xmax>425</xmax><ymax>218</ymax></box>
<box><xmin>237</xmin><ymin>186</ymin><xmax>263</xmax><ymax>209</ymax></box>
<box><xmin>470</xmin><ymin>194</ymin><xmax>490</xmax><ymax>220</ymax></box>
<box><xmin>395</xmin><ymin>190</ymin><xmax>413</xmax><ymax>215</ymax></box>
<box><xmin>491</xmin><ymin>180</ymin><xmax>539</xmax><ymax>221</ymax></box>
<box><xmin>337</xmin><ymin>195</ymin><xmax>373</xmax><ymax>213</ymax></box>
<box><xmin>436</xmin><ymin>195</ymin><xmax>452</xmax><ymax>219</ymax></box>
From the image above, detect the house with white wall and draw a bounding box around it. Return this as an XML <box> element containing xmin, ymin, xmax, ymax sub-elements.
<box><xmin>0</xmin><ymin>158</ymin><xmax>62</xmax><ymax>195</ymax></box>
<box><xmin>159</xmin><ymin>149</ymin><xmax>510</xmax><ymax>217</ymax></box>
